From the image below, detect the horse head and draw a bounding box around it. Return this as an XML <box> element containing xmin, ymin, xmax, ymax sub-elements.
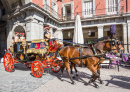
<box><xmin>94</xmin><ymin>36</ymin><xmax>118</xmax><ymax>54</ymax></box>
<box><xmin>115</xmin><ymin>40</ymin><xmax>124</xmax><ymax>53</ymax></box>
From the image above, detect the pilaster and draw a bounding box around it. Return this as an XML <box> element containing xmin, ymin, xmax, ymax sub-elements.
<box><xmin>39</xmin><ymin>22</ymin><xmax>44</xmax><ymax>39</ymax></box>
<box><xmin>127</xmin><ymin>23</ymin><xmax>130</xmax><ymax>53</ymax></box>
<box><xmin>97</xmin><ymin>26</ymin><xmax>104</xmax><ymax>38</ymax></box>
<box><xmin>122</xmin><ymin>23</ymin><xmax>128</xmax><ymax>53</ymax></box>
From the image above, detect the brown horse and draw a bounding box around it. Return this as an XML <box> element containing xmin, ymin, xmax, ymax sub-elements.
<box><xmin>70</xmin><ymin>37</ymin><xmax>123</xmax><ymax>82</ymax></box>
<box><xmin>59</xmin><ymin>36</ymin><xmax>118</xmax><ymax>88</ymax></box>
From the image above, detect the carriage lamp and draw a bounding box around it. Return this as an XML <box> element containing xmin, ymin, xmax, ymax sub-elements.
<box><xmin>68</xmin><ymin>32</ymin><xmax>71</xmax><ymax>37</ymax></box>
<box><xmin>88</xmin><ymin>30</ymin><xmax>91</xmax><ymax>36</ymax></box>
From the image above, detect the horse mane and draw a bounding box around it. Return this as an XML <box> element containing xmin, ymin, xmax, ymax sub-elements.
<box><xmin>93</xmin><ymin>36</ymin><xmax>110</xmax><ymax>43</ymax></box>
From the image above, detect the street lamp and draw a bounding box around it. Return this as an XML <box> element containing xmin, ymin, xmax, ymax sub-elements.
<box><xmin>88</xmin><ymin>30</ymin><xmax>91</xmax><ymax>36</ymax></box>
<box><xmin>68</xmin><ymin>32</ymin><xmax>71</xmax><ymax>37</ymax></box>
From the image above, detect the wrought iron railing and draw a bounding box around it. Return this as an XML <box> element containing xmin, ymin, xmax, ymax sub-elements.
<box><xmin>61</xmin><ymin>6</ymin><xmax>124</xmax><ymax>21</ymax></box>
<box><xmin>42</xmin><ymin>5</ymin><xmax>124</xmax><ymax>21</ymax></box>
<box><xmin>43</xmin><ymin>4</ymin><xmax>62</xmax><ymax>20</ymax></box>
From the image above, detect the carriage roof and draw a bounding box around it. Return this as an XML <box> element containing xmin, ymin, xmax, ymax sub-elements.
<box><xmin>31</xmin><ymin>39</ymin><xmax>46</xmax><ymax>43</ymax></box>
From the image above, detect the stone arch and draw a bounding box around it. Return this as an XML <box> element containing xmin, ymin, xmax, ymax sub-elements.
<box><xmin>12</xmin><ymin>24</ymin><xmax>26</xmax><ymax>41</ymax></box>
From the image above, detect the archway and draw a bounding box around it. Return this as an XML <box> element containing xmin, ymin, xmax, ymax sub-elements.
<box><xmin>13</xmin><ymin>25</ymin><xmax>26</xmax><ymax>42</ymax></box>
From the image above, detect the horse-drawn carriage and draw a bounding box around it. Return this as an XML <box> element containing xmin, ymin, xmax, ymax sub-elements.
<box><xmin>3</xmin><ymin>39</ymin><xmax>63</xmax><ymax>77</ymax></box>
<box><xmin>3</xmin><ymin>36</ymin><xmax>123</xmax><ymax>88</ymax></box>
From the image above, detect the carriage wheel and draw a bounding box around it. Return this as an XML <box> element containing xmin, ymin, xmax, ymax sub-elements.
<box><xmin>3</xmin><ymin>53</ymin><xmax>14</xmax><ymax>72</ymax></box>
<box><xmin>51</xmin><ymin>58</ymin><xmax>61</xmax><ymax>73</ymax></box>
<box><xmin>31</xmin><ymin>60</ymin><xmax>43</xmax><ymax>78</ymax></box>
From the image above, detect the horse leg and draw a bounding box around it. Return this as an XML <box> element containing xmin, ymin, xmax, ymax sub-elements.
<box><xmin>70</xmin><ymin>62</ymin><xmax>75</xmax><ymax>78</ymax></box>
<box><xmin>97</xmin><ymin>65</ymin><xmax>103</xmax><ymax>84</ymax></box>
<box><xmin>92</xmin><ymin>74</ymin><xmax>99</xmax><ymax>88</ymax></box>
<box><xmin>60</xmin><ymin>62</ymin><xmax>65</xmax><ymax>81</ymax></box>
<box><xmin>65</xmin><ymin>61</ymin><xmax>75</xmax><ymax>84</ymax></box>
<box><xmin>70</xmin><ymin>62</ymin><xmax>78</xmax><ymax>78</ymax></box>
<box><xmin>74</xmin><ymin>64</ymin><xmax>78</xmax><ymax>76</ymax></box>
<box><xmin>88</xmin><ymin>66</ymin><xmax>99</xmax><ymax>88</ymax></box>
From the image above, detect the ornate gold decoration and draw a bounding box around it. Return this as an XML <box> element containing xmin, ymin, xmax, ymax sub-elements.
<box><xmin>20</xmin><ymin>54</ymin><xmax>24</xmax><ymax>60</ymax></box>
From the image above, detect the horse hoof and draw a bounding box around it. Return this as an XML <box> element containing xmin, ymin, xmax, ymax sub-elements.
<box><xmin>72</xmin><ymin>76</ymin><xmax>75</xmax><ymax>78</ymax></box>
<box><xmin>100</xmin><ymin>81</ymin><xmax>104</xmax><ymax>84</ymax></box>
<box><xmin>60</xmin><ymin>78</ymin><xmax>64</xmax><ymax>81</ymax></box>
<box><xmin>76</xmin><ymin>74</ymin><xmax>78</xmax><ymax>76</ymax></box>
<box><xmin>95</xmin><ymin>85</ymin><xmax>99</xmax><ymax>88</ymax></box>
<box><xmin>72</xmin><ymin>82</ymin><xmax>76</xmax><ymax>85</ymax></box>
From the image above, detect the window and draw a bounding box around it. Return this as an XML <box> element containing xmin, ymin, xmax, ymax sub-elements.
<box><xmin>106</xmin><ymin>0</ymin><xmax>118</xmax><ymax>15</ymax></box>
<box><xmin>83</xmin><ymin>0</ymin><xmax>93</xmax><ymax>17</ymax></box>
<box><xmin>43</xmin><ymin>0</ymin><xmax>50</xmax><ymax>10</ymax></box>
<box><xmin>89</xmin><ymin>32</ymin><xmax>95</xmax><ymax>37</ymax></box>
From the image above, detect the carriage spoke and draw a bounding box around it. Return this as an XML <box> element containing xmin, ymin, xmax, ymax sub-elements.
<box><xmin>3</xmin><ymin>53</ymin><xmax>14</xmax><ymax>72</ymax></box>
<box><xmin>51</xmin><ymin>58</ymin><xmax>61</xmax><ymax>73</ymax></box>
<box><xmin>31</xmin><ymin>60</ymin><xmax>43</xmax><ymax>78</ymax></box>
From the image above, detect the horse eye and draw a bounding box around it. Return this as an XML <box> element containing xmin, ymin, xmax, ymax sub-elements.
<box><xmin>112</xmin><ymin>42</ymin><xmax>115</xmax><ymax>45</ymax></box>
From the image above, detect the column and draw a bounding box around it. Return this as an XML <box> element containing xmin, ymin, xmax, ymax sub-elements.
<box><xmin>6</xmin><ymin>23</ymin><xmax>13</xmax><ymax>49</ymax></box>
<box><xmin>54</xmin><ymin>29</ymin><xmax>63</xmax><ymax>44</ymax></box>
<box><xmin>128</xmin><ymin>23</ymin><xmax>130</xmax><ymax>53</ymax></box>
<box><xmin>97</xmin><ymin>26</ymin><xmax>104</xmax><ymax>38</ymax></box>
<box><xmin>39</xmin><ymin>22</ymin><xmax>44</xmax><ymax>39</ymax></box>
<box><xmin>30</xmin><ymin>19</ymin><xmax>40</xmax><ymax>40</ymax></box>
<box><xmin>122</xmin><ymin>23</ymin><xmax>128</xmax><ymax>53</ymax></box>
<box><xmin>25</xmin><ymin>22</ymin><xmax>31</xmax><ymax>41</ymax></box>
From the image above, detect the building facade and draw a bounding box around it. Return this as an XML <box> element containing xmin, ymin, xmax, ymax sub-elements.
<box><xmin>0</xmin><ymin>0</ymin><xmax>130</xmax><ymax>57</ymax></box>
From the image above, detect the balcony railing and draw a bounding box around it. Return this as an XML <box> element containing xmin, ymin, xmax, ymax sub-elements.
<box><xmin>43</xmin><ymin>4</ymin><xmax>62</xmax><ymax>20</ymax></box>
<box><xmin>43</xmin><ymin>5</ymin><xmax>124</xmax><ymax>21</ymax></box>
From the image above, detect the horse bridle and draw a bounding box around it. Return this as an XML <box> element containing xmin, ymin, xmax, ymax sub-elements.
<box><xmin>97</xmin><ymin>39</ymin><xmax>118</xmax><ymax>54</ymax></box>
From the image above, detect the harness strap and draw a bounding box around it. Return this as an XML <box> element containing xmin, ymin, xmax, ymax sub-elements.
<box><xmin>90</xmin><ymin>44</ymin><xmax>97</xmax><ymax>55</ymax></box>
<box><xmin>79</xmin><ymin>47</ymin><xmax>85</xmax><ymax>67</ymax></box>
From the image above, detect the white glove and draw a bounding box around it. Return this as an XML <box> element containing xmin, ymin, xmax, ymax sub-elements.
<box><xmin>50</xmin><ymin>36</ymin><xmax>54</xmax><ymax>39</ymax></box>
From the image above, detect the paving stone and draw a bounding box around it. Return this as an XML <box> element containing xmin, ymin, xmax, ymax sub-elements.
<box><xmin>0</xmin><ymin>63</ymin><xmax>54</xmax><ymax>92</ymax></box>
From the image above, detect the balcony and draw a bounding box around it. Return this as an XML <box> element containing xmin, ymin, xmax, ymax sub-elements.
<box><xmin>43</xmin><ymin>4</ymin><xmax>62</xmax><ymax>20</ymax></box>
<box><xmin>43</xmin><ymin>4</ymin><xmax>124</xmax><ymax>21</ymax></box>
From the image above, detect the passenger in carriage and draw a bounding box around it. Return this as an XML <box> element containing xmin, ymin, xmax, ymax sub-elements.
<box><xmin>44</xmin><ymin>27</ymin><xmax>57</xmax><ymax>45</ymax></box>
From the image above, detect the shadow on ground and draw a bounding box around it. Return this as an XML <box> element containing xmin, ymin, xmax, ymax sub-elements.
<box><xmin>105</xmin><ymin>75</ymin><xmax>130</xmax><ymax>89</ymax></box>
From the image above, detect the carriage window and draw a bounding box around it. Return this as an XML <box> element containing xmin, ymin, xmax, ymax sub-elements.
<box><xmin>89</xmin><ymin>32</ymin><xmax>95</xmax><ymax>37</ymax></box>
<box><xmin>40</xmin><ymin>42</ymin><xmax>46</xmax><ymax>49</ymax></box>
<box><xmin>30</xmin><ymin>43</ymin><xmax>35</xmax><ymax>48</ymax></box>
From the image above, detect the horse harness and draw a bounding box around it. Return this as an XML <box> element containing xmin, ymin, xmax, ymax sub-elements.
<box><xmin>78</xmin><ymin>44</ymin><xmax>102</xmax><ymax>67</ymax></box>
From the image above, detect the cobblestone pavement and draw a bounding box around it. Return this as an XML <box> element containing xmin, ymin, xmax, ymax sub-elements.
<box><xmin>0</xmin><ymin>63</ymin><xmax>54</xmax><ymax>92</ymax></box>
<box><xmin>0</xmin><ymin>62</ymin><xmax>130</xmax><ymax>92</ymax></box>
<box><xmin>34</xmin><ymin>66</ymin><xmax>130</xmax><ymax>92</ymax></box>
